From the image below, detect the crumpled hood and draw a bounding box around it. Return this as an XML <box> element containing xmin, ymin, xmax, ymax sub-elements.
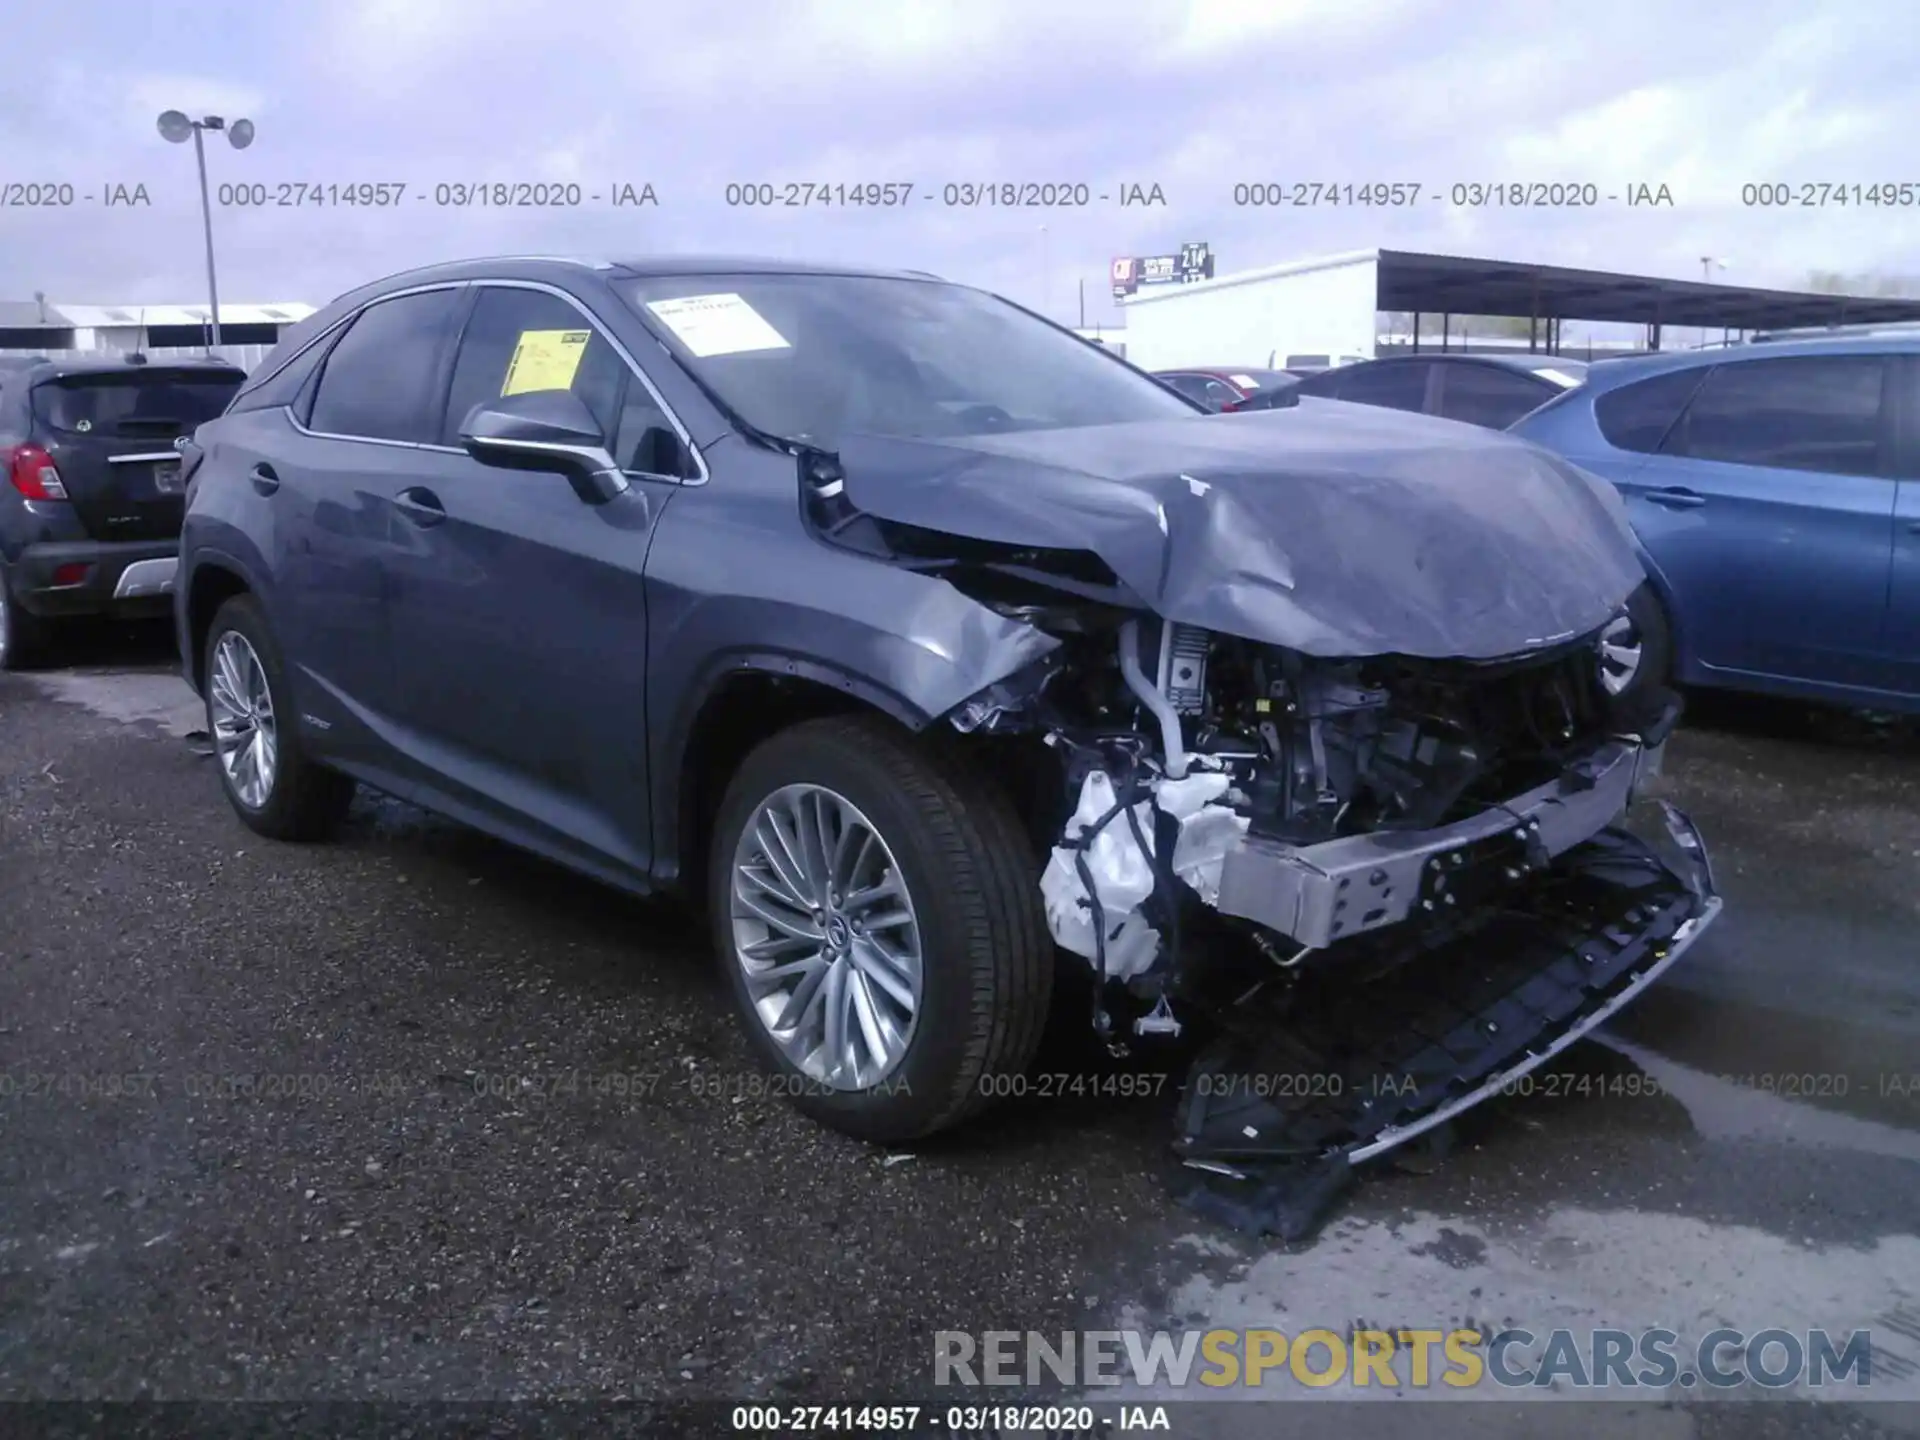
<box><xmin>831</xmin><ymin>401</ymin><xmax>1646</xmax><ymax>659</ymax></box>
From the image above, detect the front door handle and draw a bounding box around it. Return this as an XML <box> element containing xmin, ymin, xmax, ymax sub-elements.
<box><xmin>249</xmin><ymin>463</ymin><xmax>280</xmax><ymax>496</ymax></box>
<box><xmin>1645</xmin><ymin>488</ymin><xmax>1706</xmax><ymax>510</ymax></box>
<box><xmin>393</xmin><ymin>486</ymin><xmax>447</xmax><ymax>527</ymax></box>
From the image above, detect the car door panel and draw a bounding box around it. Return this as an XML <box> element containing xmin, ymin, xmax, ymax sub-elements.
<box><xmin>265</xmin><ymin>430</ymin><xmax>417</xmax><ymax>773</ymax></box>
<box><xmin>1620</xmin><ymin>355</ymin><xmax>1897</xmax><ymax>689</ymax></box>
<box><xmin>376</xmin><ymin>281</ymin><xmax>671</xmax><ymax>874</ymax></box>
<box><xmin>1894</xmin><ymin>480</ymin><xmax>1920</xmax><ymax>691</ymax></box>
<box><xmin>263</xmin><ymin>284</ymin><xmax>468</xmax><ymax>774</ymax></box>
<box><xmin>377</xmin><ymin>447</ymin><xmax>663</xmax><ymax>872</ymax></box>
<box><xmin>1887</xmin><ymin>356</ymin><xmax>1920</xmax><ymax>696</ymax></box>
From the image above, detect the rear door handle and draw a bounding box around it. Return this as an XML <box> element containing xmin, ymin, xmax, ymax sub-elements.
<box><xmin>249</xmin><ymin>463</ymin><xmax>280</xmax><ymax>496</ymax></box>
<box><xmin>393</xmin><ymin>486</ymin><xmax>447</xmax><ymax>527</ymax></box>
<box><xmin>1645</xmin><ymin>488</ymin><xmax>1706</xmax><ymax>510</ymax></box>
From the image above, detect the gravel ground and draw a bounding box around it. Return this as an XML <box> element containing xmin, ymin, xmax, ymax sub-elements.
<box><xmin>3</xmin><ymin>628</ymin><xmax>1918</xmax><ymax>1439</ymax></box>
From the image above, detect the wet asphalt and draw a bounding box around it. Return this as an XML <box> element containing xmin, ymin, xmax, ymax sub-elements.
<box><xmin>2</xmin><ymin>623</ymin><xmax>1918</xmax><ymax>1437</ymax></box>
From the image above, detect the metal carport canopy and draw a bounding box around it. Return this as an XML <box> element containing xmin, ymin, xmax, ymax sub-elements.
<box><xmin>1374</xmin><ymin>248</ymin><xmax>1920</xmax><ymax>330</ymax></box>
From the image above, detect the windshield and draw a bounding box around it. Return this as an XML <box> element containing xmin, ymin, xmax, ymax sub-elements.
<box><xmin>619</xmin><ymin>273</ymin><xmax>1198</xmax><ymax>448</ymax></box>
<box><xmin>32</xmin><ymin>371</ymin><xmax>242</xmax><ymax>437</ymax></box>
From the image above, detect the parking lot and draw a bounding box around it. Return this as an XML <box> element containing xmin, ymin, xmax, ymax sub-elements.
<box><xmin>3</xmin><ymin>624</ymin><xmax>1920</xmax><ymax>1435</ymax></box>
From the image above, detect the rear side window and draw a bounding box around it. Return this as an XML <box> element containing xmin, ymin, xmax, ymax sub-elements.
<box><xmin>228</xmin><ymin>331</ymin><xmax>339</xmax><ymax>417</ymax></box>
<box><xmin>1327</xmin><ymin>362</ymin><xmax>1429</xmax><ymax>411</ymax></box>
<box><xmin>30</xmin><ymin>371</ymin><xmax>242</xmax><ymax>438</ymax></box>
<box><xmin>308</xmin><ymin>288</ymin><xmax>465</xmax><ymax>443</ymax></box>
<box><xmin>1434</xmin><ymin>364</ymin><xmax>1555</xmax><ymax>429</ymax></box>
<box><xmin>1593</xmin><ymin>368</ymin><xmax>1709</xmax><ymax>453</ymax></box>
<box><xmin>1666</xmin><ymin>356</ymin><xmax>1887</xmax><ymax>477</ymax></box>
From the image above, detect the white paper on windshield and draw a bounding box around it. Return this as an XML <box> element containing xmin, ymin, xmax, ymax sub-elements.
<box><xmin>645</xmin><ymin>294</ymin><xmax>791</xmax><ymax>357</ymax></box>
<box><xmin>1536</xmin><ymin>368</ymin><xmax>1580</xmax><ymax>388</ymax></box>
<box><xmin>1230</xmin><ymin>373</ymin><xmax>1258</xmax><ymax>388</ymax></box>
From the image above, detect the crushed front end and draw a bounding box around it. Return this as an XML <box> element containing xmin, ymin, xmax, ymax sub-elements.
<box><xmin>949</xmin><ymin>609</ymin><xmax>1722</xmax><ymax>1236</ymax></box>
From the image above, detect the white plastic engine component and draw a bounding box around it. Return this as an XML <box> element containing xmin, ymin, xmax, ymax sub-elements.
<box><xmin>1040</xmin><ymin>766</ymin><xmax>1255</xmax><ymax>980</ymax></box>
<box><xmin>1040</xmin><ymin>770</ymin><xmax>1161</xmax><ymax>979</ymax></box>
<box><xmin>1153</xmin><ymin>770</ymin><xmax>1251</xmax><ymax>909</ymax></box>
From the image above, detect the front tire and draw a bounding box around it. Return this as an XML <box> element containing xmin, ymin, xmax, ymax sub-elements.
<box><xmin>708</xmin><ymin>715</ymin><xmax>1053</xmax><ymax>1143</ymax></box>
<box><xmin>203</xmin><ymin>594</ymin><xmax>355</xmax><ymax>841</ymax></box>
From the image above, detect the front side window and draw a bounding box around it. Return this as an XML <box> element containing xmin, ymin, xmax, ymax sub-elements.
<box><xmin>619</xmin><ymin>273</ymin><xmax>1197</xmax><ymax>449</ymax></box>
<box><xmin>307</xmin><ymin>288</ymin><xmax>464</xmax><ymax>443</ymax></box>
<box><xmin>441</xmin><ymin>286</ymin><xmax>631</xmax><ymax>447</ymax></box>
<box><xmin>1666</xmin><ymin>356</ymin><xmax>1886</xmax><ymax>477</ymax></box>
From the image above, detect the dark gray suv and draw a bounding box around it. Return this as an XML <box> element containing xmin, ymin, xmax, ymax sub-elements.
<box><xmin>1</xmin><ymin>353</ymin><xmax>243</xmax><ymax>668</ymax></box>
<box><xmin>176</xmin><ymin>255</ymin><xmax>1721</xmax><ymax>1151</ymax></box>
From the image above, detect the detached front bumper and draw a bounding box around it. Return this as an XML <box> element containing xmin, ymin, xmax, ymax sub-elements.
<box><xmin>1213</xmin><ymin>737</ymin><xmax>1662</xmax><ymax>949</ymax></box>
<box><xmin>1175</xmin><ymin>803</ymin><xmax>1722</xmax><ymax>1236</ymax></box>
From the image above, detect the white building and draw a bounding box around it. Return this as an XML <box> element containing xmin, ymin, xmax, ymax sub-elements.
<box><xmin>0</xmin><ymin>300</ymin><xmax>317</xmax><ymax>372</ymax></box>
<box><xmin>1117</xmin><ymin>250</ymin><xmax>1380</xmax><ymax>372</ymax></box>
<box><xmin>1116</xmin><ymin>246</ymin><xmax>1920</xmax><ymax>374</ymax></box>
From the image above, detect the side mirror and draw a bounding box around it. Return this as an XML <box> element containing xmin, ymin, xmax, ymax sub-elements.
<box><xmin>458</xmin><ymin>390</ymin><xmax>626</xmax><ymax>504</ymax></box>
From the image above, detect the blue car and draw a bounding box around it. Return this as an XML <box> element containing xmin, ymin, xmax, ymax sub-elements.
<box><xmin>1510</xmin><ymin>336</ymin><xmax>1920</xmax><ymax>715</ymax></box>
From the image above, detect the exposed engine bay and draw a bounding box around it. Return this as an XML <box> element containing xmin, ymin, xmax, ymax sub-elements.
<box><xmin>943</xmin><ymin>602</ymin><xmax>1720</xmax><ymax>1235</ymax></box>
<box><xmin>947</xmin><ymin>607</ymin><xmax>1690</xmax><ymax>1005</ymax></box>
<box><xmin>798</xmin><ymin>429</ymin><xmax>1722</xmax><ymax>1236</ymax></box>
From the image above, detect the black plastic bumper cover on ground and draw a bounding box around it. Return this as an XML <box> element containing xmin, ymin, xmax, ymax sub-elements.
<box><xmin>1173</xmin><ymin>803</ymin><xmax>1722</xmax><ymax>1240</ymax></box>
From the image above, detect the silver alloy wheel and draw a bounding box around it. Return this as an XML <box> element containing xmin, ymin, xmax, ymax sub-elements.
<box><xmin>1597</xmin><ymin>613</ymin><xmax>1644</xmax><ymax>696</ymax></box>
<box><xmin>208</xmin><ymin>630</ymin><xmax>278</xmax><ymax>810</ymax></box>
<box><xmin>728</xmin><ymin>783</ymin><xmax>924</xmax><ymax>1091</ymax></box>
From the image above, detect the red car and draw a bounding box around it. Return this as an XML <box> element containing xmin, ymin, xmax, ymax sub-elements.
<box><xmin>1151</xmin><ymin>366</ymin><xmax>1303</xmax><ymax>412</ymax></box>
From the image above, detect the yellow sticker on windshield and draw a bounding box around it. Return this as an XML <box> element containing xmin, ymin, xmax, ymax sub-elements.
<box><xmin>501</xmin><ymin>329</ymin><xmax>591</xmax><ymax>396</ymax></box>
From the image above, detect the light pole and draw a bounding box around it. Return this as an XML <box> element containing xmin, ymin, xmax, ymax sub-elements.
<box><xmin>157</xmin><ymin>110</ymin><xmax>254</xmax><ymax>353</ymax></box>
<box><xmin>1039</xmin><ymin>225</ymin><xmax>1050</xmax><ymax>320</ymax></box>
<box><xmin>1698</xmin><ymin>256</ymin><xmax>1727</xmax><ymax>347</ymax></box>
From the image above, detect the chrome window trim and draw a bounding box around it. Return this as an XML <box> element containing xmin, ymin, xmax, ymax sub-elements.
<box><xmin>283</xmin><ymin>277</ymin><xmax>708</xmax><ymax>486</ymax></box>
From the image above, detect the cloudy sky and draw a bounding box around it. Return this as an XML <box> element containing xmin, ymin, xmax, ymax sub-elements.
<box><xmin>2</xmin><ymin>0</ymin><xmax>1916</xmax><ymax>326</ymax></box>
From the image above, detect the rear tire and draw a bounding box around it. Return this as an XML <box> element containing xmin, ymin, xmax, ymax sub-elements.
<box><xmin>708</xmin><ymin>715</ymin><xmax>1053</xmax><ymax>1143</ymax></box>
<box><xmin>0</xmin><ymin>565</ymin><xmax>56</xmax><ymax>672</ymax></box>
<box><xmin>203</xmin><ymin>594</ymin><xmax>355</xmax><ymax>841</ymax></box>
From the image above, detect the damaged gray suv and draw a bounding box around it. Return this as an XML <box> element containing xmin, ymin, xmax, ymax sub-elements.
<box><xmin>177</xmin><ymin>256</ymin><xmax>1722</xmax><ymax>1163</ymax></box>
